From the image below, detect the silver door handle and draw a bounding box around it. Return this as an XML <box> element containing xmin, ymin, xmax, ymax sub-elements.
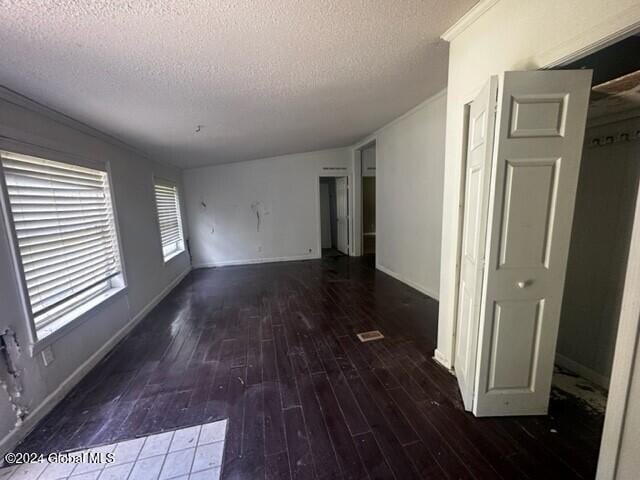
<box><xmin>517</xmin><ymin>281</ymin><xmax>530</xmax><ymax>289</ymax></box>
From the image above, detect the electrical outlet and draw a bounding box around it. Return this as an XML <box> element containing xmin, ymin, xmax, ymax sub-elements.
<box><xmin>42</xmin><ymin>346</ymin><xmax>55</xmax><ymax>366</ymax></box>
<box><xmin>258</xmin><ymin>245</ymin><xmax>263</xmax><ymax>252</ymax></box>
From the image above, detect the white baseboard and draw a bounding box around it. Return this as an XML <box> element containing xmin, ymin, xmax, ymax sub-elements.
<box><xmin>193</xmin><ymin>253</ymin><xmax>317</xmax><ymax>268</ymax></box>
<box><xmin>375</xmin><ymin>263</ymin><xmax>439</xmax><ymax>300</ymax></box>
<box><xmin>555</xmin><ymin>353</ymin><xmax>610</xmax><ymax>389</ymax></box>
<box><xmin>434</xmin><ymin>349</ymin><xmax>453</xmax><ymax>371</ymax></box>
<box><xmin>0</xmin><ymin>267</ymin><xmax>191</xmax><ymax>457</ymax></box>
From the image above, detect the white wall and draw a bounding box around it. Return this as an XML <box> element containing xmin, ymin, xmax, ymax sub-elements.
<box><xmin>183</xmin><ymin>149</ymin><xmax>351</xmax><ymax>267</ymax></box>
<box><xmin>355</xmin><ymin>91</ymin><xmax>447</xmax><ymax>299</ymax></box>
<box><xmin>557</xmin><ymin>116</ymin><xmax>640</xmax><ymax>387</ymax></box>
<box><xmin>362</xmin><ymin>145</ymin><xmax>376</xmax><ymax>177</ymax></box>
<box><xmin>183</xmin><ymin>91</ymin><xmax>447</xmax><ymax>298</ymax></box>
<box><xmin>0</xmin><ymin>89</ymin><xmax>191</xmax><ymax>455</ymax></box>
<box><xmin>436</xmin><ymin>0</ymin><xmax>640</xmax><ymax>368</ymax></box>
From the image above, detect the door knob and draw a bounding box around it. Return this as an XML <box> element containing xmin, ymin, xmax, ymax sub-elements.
<box><xmin>516</xmin><ymin>280</ymin><xmax>530</xmax><ymax>289</ymax></box>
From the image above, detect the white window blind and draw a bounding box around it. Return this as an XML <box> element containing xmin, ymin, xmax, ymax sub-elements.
<box><xmin>1</xmin><ymin>151</ymin><xmax>122</xmax><ymax>329</ymax></box>
<box><xmin>154</xmin><ymin>181</ymin><xmax>184</xmax><ymax>261</ymax></box>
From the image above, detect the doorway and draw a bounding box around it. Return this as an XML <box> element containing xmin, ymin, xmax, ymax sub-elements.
<box><xmin>319</xmin><ymin>176</ymin><xmax>349</xmax><ymax>257</ymax></box>
<box><xmin>451</xmin><ymin>32</ymin><xmax>640</xmax><ymax>476</ymax></box>
<box><xmin>361</xmin><ymin>143</ymin><xmax>376</xmax><ymax>264</ymax></box>
<box><xmin>553</xmin><ymin>34</ymin><xmax>640</xmax><ymax>420</ymax></box>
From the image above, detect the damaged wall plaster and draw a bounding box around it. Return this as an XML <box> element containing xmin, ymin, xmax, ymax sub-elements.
<box><xmin>250</xmin><ymin>201</ymin><xmax>270</xmax><ymax>233</ymax></box>
<box><xmin>0</xmin><ymin>88</ymin><xmax>191</xmax><ymax>457</ymax></box>
<box><xmin>0</xmin><ymin>329</ymin><xmax>29</xmax><ymax>424</ymax></box>
<box><xmin>184</xmin><ymin>148</ymin><xmax>351</xmax><ymax>267</ymax></box>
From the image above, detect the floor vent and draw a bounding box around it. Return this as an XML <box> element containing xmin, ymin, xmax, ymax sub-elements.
<box><xmin>356</xmin><ymin>330</ymin><xmax>384</xmax><ymax>343</ymax></box>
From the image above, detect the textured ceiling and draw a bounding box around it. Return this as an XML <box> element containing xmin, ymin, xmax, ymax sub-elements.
<box><xmin>0</xmin><ymin>1</ymin><xmax>476</xmax><ymax>168</ymax></box>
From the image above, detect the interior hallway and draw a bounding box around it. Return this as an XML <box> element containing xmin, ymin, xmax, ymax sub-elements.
<box><xmin>14</xmin><ymin>257</ymin><xmax>603</xmax><ymax>479</ymax></box>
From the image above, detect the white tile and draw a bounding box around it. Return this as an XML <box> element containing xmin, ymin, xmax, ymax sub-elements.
<box><xmin>11</xmin><ymin>461</ymin><xmax>48</xmax><ymax>479</ymax></box>
<box><xmin>69</xmin><ymin>472</ymin><xmax>101</xmax><ymax>480</ymax></box>
<box><xmin>39</xmin><ymin>460</ymin><xmax>77</xmax><ymax>479</ymax></box>
<box><xmin>127</xmin><ymin>456</ymin><xmax>164</xmax><ymax>480</ymax></box>
<box><xmin>197</xmin><ymin>421</ymin><xmax>226</xmax><ymax>446</ymax></box>
<box><xmin>159</xmin><ymin>448</ymin><xmax>195</xmax><ymax>480</ymax></box>
<box><xmin>71</xmin><ymin>444</ymin><xmax>116</xmax><ymax>476</ymax></box>
<box><xmin>97</xmin><ymin>462</ymin><xmax>134</xmax><ymax>480</ymax></box>
<box><xmin>191</xmin><ymin>442</ymin><xmax>223</xmax><ymax>473</ymax></box>
<box><xmin>189</xmin><ymin>467</ymin><xmax>221</xmax><ymax>480</ymax></box>
<box><xmin>138</xmin><ymin>432</ymin><xmax>174</xmax><ymax>460</ymax></box>
<box><xmin>169</xmin><ymin>426</ymin><xmax>201</xmax><ymax>452</ymax></box>
<box><xmin>111</xmin><ymin>437</ymin><xmax>145</xmax><ymax>465</ymax></box>
<box><xmin>0</xmin><ymin>465</ymin><xmax>17</xmax><ymax>479</ymax></box>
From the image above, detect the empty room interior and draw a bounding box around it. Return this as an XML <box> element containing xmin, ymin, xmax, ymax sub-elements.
<box><xmin>2</xmin><ymin>1</ymin><xmax>640</xmax><ymax>479</ymax></box>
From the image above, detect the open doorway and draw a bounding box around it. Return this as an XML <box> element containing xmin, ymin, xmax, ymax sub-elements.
<box><xmin>552</xmin><ymin>34</ymin><xmax>640</xmax><ymax>420</ymax></box>
<box><xmin>361</xmin><ymin>143</ymin><xmax>376</xmax><ymax>264</ymax></box>
<box><xmin>319</xmin><ymin>176</ymin><xmax>349</xmax><ymax>257</ymax></box>
<box><xmin>450</xmin><ymin>32</ymin><xmax>640</xmax><ymax>476</ymax></box>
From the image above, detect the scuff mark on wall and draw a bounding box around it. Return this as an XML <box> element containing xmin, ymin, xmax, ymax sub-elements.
<box><xmin>199</xmin><ymin>197</ymin><xmax>215</xmax><ymax>234</ymax></box>
<box><xmin>251</xmin><ymin>201</ymin><xmax>262</xmax><ymax>232</ymax></box>
<box><xmin>250</xmin><ymin>201</ymin><xmax>271</xmax><ymax>233</ymax></box>
<box><xmin>0</xmin><ymin>329</ymin><xmax>29</xmax><ymax>425</ymax></box>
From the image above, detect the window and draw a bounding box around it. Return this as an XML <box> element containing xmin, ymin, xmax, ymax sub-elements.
<box><xmin>0</xmin><ymin>151</ymin><xmax>123</xmax><ymax>332</ymax></box>
<box><xmin>153</xmin><ymin>180</ymin><xmax>184</xmax><ymax>262</ymax></box>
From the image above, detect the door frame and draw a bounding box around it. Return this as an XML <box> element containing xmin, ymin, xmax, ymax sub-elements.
<box><xmin>448</xmin><ymin>24</ymin><xmax>640</xmax><ymax>479</ymax></box>
<box><xmin>316</xmin><ymin>174</ymin><xmax>350</xmax><ymax>257</ymax></box>
<box><xmin>349</xmin><ymin>140</ymin><xmax>377</xmax><ymax>257</ymax></box>
<box><xmin>359</xmin><ymin>141</ymin><xmax>376</xmax><ymax>258</ymax></box>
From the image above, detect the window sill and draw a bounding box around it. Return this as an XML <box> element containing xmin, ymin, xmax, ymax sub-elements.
<box><xmin>30</xmin><ymin>286</ymin><xmax>128</xmax><ymax>356</ymax></box>
<box><xmin>163</xmin><ymin>248</ymin><xmax>186</xmax><ymax>264</ymax></box>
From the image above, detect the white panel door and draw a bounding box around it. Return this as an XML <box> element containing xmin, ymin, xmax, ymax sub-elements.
<box><xmin>473</xmin><ymin>70</ymin><xmax>592</xmax><ymax>416</ymax></box>
<box><xmin>336</xmin><ymin>177</ymin><xmax>349</xmax><ymax>254</ymax></box>
<box><xmin>455</xmin><ymin>76</ymin><xmax>498</xmax><ymax>410</ymax></box>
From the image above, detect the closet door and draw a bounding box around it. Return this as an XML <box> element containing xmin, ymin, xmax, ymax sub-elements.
<box><xmin>455</xmin><ymin>76</ymin><xmax>498</xmax><ymax>411</ymax></box>
<box><xmin>473</xmin><ymin>70</ymin><xmax>592</xmax><ymax>416</ymax></box>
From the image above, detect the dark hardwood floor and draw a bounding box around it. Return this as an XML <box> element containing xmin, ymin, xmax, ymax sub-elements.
<box><xmin>15</xmin><ymin>257</ymin><xmax>604</xmax><ymax>479</ymax></box>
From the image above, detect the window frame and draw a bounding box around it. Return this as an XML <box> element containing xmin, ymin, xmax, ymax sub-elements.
<box><xmin>0</xmin><ymin>146</ymin><xmax>127</xmax><ymax>352</ymax></box>
<box><xmin>152</xmin><ymin>177</ymin><xmax>185</xmax><ymax>264</ymax></box>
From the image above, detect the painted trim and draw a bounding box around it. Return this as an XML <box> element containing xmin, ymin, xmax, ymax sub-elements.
<box><xmin>596</xmin><ymin>175</ymin><xmax>640</xmax><ymax>479</ymax></box>
<box><xmin>434</xmin><ymin>349</ymin><xmax>453</xmax><ymax>370</ymax></box>
<box><xmin>440</xmin><ymin>0</ymin><xmax>500</xmax><ymax>42</ymax></box>
<box><xmin>0</xmin><ymin>86</ymin><xmax>152</xmax><ymax>164</ymax></box>
<box><xmin>376</xmin><ymin>263</ymin><xmax>439</xmax><ymax>301</ymax></box>
<box><xmin>352</xmin><ymin>89</ymin><xmax>447</xmax><ymax>150</ymax></box>
<box><xmin>555</xmin><ymin>353</ymin><xmax>610</xmax><ymax>390</ymax></box>
<box><xmin>540</xmin><ymin>7</ymin><xmax>640</xmax><ymax>68</ymax></box>
<box><xmin>586</xmin><ymin>108</ymin><xmax>640</xmax><ymax>130</ymax></box>
<box><xmin>0</xmin><ymin>266</ymin><xmax>191</xmax><ymax>457</ymax></box>
<box><xmin>193</xmin><ymin>253</ymin><xmax>317</xmax><ymax>268</ymax></box>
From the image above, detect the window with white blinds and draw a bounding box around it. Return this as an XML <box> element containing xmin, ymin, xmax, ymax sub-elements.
<box><xmin>0</xmin><ymin>151</ymin><xmax>122</xmax><ymax>330</ymax></box>
<box><xmin>154</xmin><ymin>181</ymin><xmax>184</xmax><ymax>261</ymax></box>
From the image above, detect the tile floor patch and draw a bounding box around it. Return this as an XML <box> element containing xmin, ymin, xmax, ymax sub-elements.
<box><xmin>138</xmin><ymin>431</ymin><xmax>174</xmax><ymax>460</ymax></box>
<box><xmin>169</xmin><ymin>425</ymin><xmax>201</xmax><ymax>452</ymax></box>
<box><xmin>0</xmin><ymin>420</ymin><xmax>227</xmax><ymax>480</ymax></box>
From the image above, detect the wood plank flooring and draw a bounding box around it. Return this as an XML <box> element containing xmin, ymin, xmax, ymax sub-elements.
<box><xmin>15</xmin><ymin>257</ymin><xmax>604</xmax><ymax>479</ymax></box>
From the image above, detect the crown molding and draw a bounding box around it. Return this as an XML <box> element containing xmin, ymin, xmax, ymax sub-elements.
<box><xmin>441</xmin><ymin>0</ymin><xmax>500</xmax><ymax>42</ymax></box>
<box><xmin>0</xmin><ymin>85</ymin><xmax>152</xmax><ymax>163</ymax></box>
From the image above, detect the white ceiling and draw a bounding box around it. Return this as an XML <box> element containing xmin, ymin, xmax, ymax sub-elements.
<box><xmin>0</xmin><ymin>1</ymin><xmax>476</xmax><ymax>168</ymax></box>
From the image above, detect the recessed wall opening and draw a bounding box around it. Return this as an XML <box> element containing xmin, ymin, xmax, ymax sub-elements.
<box><xmin>552</xmin><ymin>33</ymin><xmax>640</xmax><ymax>417</ymax></box>
<box><xmin>449</xmin><ymin>30</ymin><xmax>640</xmax><ymax>472</ymax></box>
<box><xmin>319</xmin><ymin>176</ymin><xmax>349</xmax><ymax>257</ymax></box>
<box><xmin>361</xmin><ymin>143</ymin><xmax>376</xmax><ymax>265</ymax></box>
